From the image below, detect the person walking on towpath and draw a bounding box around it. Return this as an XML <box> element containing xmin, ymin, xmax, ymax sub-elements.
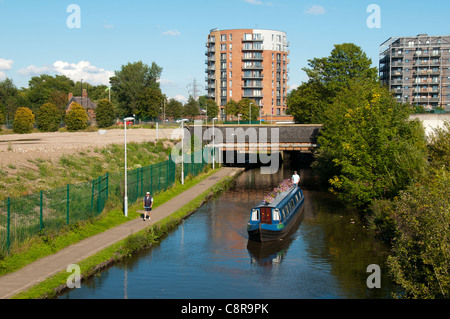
<box><xmin>143</xmin><ymin>192</ymin><xmax>153</xmax><ymax>221</ymax></box>
<box><xmin>292</xmin><ymin>171</ymin><xmax>300</xmax><ymax>187</ymax></box>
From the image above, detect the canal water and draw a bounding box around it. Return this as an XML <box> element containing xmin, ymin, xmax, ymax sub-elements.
<box><xmin>61</xmin><ymin>163</ymin><xmax>396</xmax><ymax>299</ymax></box>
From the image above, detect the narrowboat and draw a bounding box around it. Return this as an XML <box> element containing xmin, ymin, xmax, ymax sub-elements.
<box><xmin>247</xmin><ymin>180</ymin><xmax>305</xmax><ymax>243</ymax></box>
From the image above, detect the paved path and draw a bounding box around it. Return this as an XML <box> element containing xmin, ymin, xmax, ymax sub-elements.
<box><xmin>0</xmin><ymin>167</ymin><xmax>244</xmax><ymax>299</ymax></box>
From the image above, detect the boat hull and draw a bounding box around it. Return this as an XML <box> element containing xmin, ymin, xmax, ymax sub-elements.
<box><xmin>248</xmin><ymin>203</ymin><xmax>305</xmax><ymax>243</ymax></box>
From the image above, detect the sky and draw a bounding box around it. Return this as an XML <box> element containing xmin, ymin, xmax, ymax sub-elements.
<box><xmin>0</xmin><ymin>0</ymin><xmax>449</xmax><ymax>103</ymax></box>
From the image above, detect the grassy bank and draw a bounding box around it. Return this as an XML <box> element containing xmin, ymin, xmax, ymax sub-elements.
<box><xmin>0</xmin><ymin>139</ymin><xmax>174</xmax><ymax>201</ymax></box>
<box><xmin>12</xmin><ymin>168</ymin><xmax>238</xmax><ymax>299</ymax></box>
<box><xmin>0</xmin><ymin>166</ymin><xmax>220</xmax><ymax>277</ymax></box>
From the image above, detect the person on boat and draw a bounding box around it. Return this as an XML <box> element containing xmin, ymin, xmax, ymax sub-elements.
<box><xmin>292</xmin><ymin>171</ymin><xmax>300</xmax><ymax>187</ymax></box>
<box><xmin>143</xmin><ymin>192</ymin><xmax>153</xmax><ymax>221</ymax></box>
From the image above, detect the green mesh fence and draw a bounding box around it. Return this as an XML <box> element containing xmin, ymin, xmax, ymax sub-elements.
<box><xmin>0</xmin><ymin>148</ymin><xmax>214</xmax><ymax>255</ymax></box>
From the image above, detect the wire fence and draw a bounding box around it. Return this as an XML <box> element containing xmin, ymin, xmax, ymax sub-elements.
<box><xmin>0</xmin><ymin>148</ymin><xmax>213</xmax><ymax>255</ymax></box>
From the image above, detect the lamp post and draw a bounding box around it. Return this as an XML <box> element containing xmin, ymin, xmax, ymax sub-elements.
<box><xmin>177</xmin><ymin>119</ymin><xmax>188</xmax><ymax>185</ymax></box>
<box><xmin>212</xmin><ymin>117</ymin><xmax>218</xmax><ymax>169</ymax></box>
<box><xmin>249</xmin><ymin>102</ymin><xmax>253</xmax><ymax>125</ymax></box>
<box><xmin>123</xmin><ymin>116</ymin><xmax>135</xmax><ymax>217</ymax></box>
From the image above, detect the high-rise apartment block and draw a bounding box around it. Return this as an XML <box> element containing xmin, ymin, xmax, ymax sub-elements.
<box><xmin>205</xmin><ymin>28</ymin><xmax>290</xmax><ymax>120</ymax></box>
<box><xmin>379</xmin><ymin>34</ymin><xmax>450</xmax><ymax>111</ymax></box>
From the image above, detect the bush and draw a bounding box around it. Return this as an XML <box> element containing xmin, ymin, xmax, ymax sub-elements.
<box><xmin>13</xmin><ymin>107</ymin><xmax>35</xmax><ymax>134</ymax></box>
<box><xmin>65</xmin><ymin>102</ymin><xmax>89</xmax><ymax>131</ymax></box>
<box><xmin>37</xmin><ymin>102</ymin><xmax>61</xmax><ymax>132</ymax></box>
<box><xmin>95</xmin><ymin>99</ymin><xmax>116</xmax><ymax>128</ymax></box>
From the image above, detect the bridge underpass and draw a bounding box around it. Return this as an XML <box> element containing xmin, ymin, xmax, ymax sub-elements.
<box><xmin>186</xmin><ymin>124</ymin><xmax>322</xmax><ymax>166</ymax></box>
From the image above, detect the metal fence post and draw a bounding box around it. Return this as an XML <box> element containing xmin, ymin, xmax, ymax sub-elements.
<box><xmin>98</xmin><ymin>176</ymin><xmax>101</xmax><ymax>214</ymax></box>
<box><xmin>7</xmin><ymin>197</ymin><xmax>10</xmax><ymax>253</ymax></box>
<box><xmin>40</xmin><ymin>190</ymin><xmax>43</xmax><ymax>231</ymax></box>
<box><xmin>66</xmin><ymin>184</ymin><xmax>70</xmax><ymax>225</ymax></box>
<box><xmin>106</xmin><ymin>172</ymin><xmax>109</xmax><ymax>200</ymax></box>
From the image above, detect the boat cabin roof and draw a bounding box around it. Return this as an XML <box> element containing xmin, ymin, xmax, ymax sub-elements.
<box><xmin>255</xmin><ymin>186</ymin><xmax>298</xmax><ymax>209</ymax></box>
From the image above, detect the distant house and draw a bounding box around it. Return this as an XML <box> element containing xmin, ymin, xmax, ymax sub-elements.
<box><xmin>66</xmin><ymin>89</ymin><xmax>97</xmax><ymax>124</ymax></box>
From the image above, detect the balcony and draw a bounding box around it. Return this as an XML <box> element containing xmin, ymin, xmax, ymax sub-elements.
<box><xmin>243</xmin><ymin>64</ymin><xmax>263</xmax><ymax>70</ymax></box>
<box><xmin>242</xmin><ymin>45</ymin><xmax>264</xmax><ymax>51</ymax></box>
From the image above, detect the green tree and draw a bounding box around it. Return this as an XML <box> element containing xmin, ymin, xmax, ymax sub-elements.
<box><xmin>183</xmin><ymin>96</ymin><xmax>200</xmax><ymax>120</ymax></box>
<box><xmin>289</xmin><ymin>43</ymin><xmax>378</xmax><ymax>124</ymax></box>
<box><xmin>95</xmin><ymin>99</ymin><xmax>116</xmax><ymax>128</ymax></box>
<box><xmin>225</xmin><ymin>99</ymin><xmax>239</xmax><ymax>120</ymax></box>
<box><xmin>303</xmin><ymin>43</ymin><xmax>378</xmax><ymax>92</ymax></box>
<box><xmin>237</xmin><ymin>98</ymin><xmax>259</xmax><ymax>121</ymax></box>
<box><xmin>136</xmin><ymin>87</ymin><xmax>163</xmax><ymax>119</ymax></box>
<box><xmin>287</xmin><ymin>81</ymin><xmax>331</xmax><ymax>124</ymax></box>
<box><xmin>313</xmin><ymin>80</ymin><xmax>428</xmax><ymax>210</ymax></box>
<box><xmin>385</xmin><ymin>168</ymin><xmax>450</xmax><ymax>299</ymax></box>
<box><xmin>110</xmin><ymin>61</ymin><xmax>163</xmax><ymax>117</ymax></box>
<box><xmin>26</xmin><ymin>75</ymin><xmax>74</xmax><ymax>111</ymax></box>
<box><xmin>427</xmin><ymin>121</ymin><xmax>450</xmax><ymax>170</ymax></box>
<box><xmin>65</xmin><ymin>102</ymin><xmax>89</xmax><ymax>131</ymax></box>
<box><xmin>205</xmin><ymin>99</ymin><xmax>219</xmax><ymax>120</ymax></box>
<box><xmin>13</xmin><ymin>107</ymin><xmax>35</xmax><ymax>134</ymax></box>
<box><xmin>166</xmin><ymin>98</ymin><xmax>183</xmax><ymax>121</ymax></box>
<box><xmin>37</xmin><ymin>102</ymin><xmax>61</xmax><ymax>132</ymax></box>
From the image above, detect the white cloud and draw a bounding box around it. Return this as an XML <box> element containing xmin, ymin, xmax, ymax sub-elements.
<box><xmin>305</xmin><ymin>5</ymin><xmax>326</xmax><ymax>15</ymax></box>
<box><xmin>18</xmin><ymin>60</ymin><xmax>114</xmax><ymax>86</ymax></box>
<box><xmin>0</xmin><ymin>58</ymin><xmax>13</xmax><ymax>71</ymax></box>
<box><xmin>172</xmin><ymin>94</ymin><xmax>187</xmax><ymax>103</ymax></box>
<box><xmin>162</xmin><ymin>30</ymin><xmax>181</xmax><ymax>36</ymax></box>
<box><xmin>0</xmin><ymin>71</ymin><xmax>7</xmax><ymax>80</ymax></box>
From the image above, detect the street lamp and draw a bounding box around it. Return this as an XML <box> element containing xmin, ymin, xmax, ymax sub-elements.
<box><xmin>249</xmin><ymin>102</ymin><xmax>253</xmax><ymax>125</ymax></box>
<box><xmin>212</xmin><ymin>117</ymin><xmax>218</xmax><ymax>169</ymax></box>
<box><xmin>176</xmin><ymin>119</ymin><xmax>189</xmax><ymax>185</ymax></box>
<box><xmin>123</xmin><ymin>116</ymin><xmax>135</xmax><ymax>217</ymax></box>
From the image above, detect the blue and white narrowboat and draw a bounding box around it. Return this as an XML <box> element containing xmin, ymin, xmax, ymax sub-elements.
<box><xmin>247</xmin><ymin>181</ymin><xmax>305</xmax><ymax>243</ymax></box>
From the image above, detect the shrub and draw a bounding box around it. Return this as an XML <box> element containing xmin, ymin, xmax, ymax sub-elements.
<box><xmin>37</xmin><ymin>102</ymin><xmax>61</xmax><ymax>132</ymax></box>
<box><xmin>65</xmin><ymin>102</ymin><xmax>89</xmax><ymax>131</ymax></box>
<box><xmin>13</xmin><ymin>107</ymin><xmax>35</xmax><ymax>134</ymax></box>
<box><xmin>95</xmin><ymin>99</ymin><xmax>115</xmax><ymax>128</ymax></box>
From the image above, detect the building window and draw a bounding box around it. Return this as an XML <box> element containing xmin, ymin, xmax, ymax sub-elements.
<box><xmin>221</xmin><ymin>34</ymin><xmax>227</xmax><ymax>41</ymax></box>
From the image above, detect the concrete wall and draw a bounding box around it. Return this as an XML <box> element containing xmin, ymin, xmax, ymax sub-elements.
<box><xmin>409</xmin><ymin>113</ymin><xmax>450</xmax><ymax>136</ymax></box>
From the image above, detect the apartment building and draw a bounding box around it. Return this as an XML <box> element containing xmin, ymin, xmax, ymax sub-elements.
<box><xmin>205</xmin><ymin>28</ymin><xmax>290</xmax><ymax>120</ymax></box>
<box><xmin>379</xmin><ymin>34</ymin><xmax>450</xmax><ymax>111</ymax></box>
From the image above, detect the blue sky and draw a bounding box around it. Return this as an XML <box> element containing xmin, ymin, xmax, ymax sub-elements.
<box><xmin>0</xmin><ymin>0</ymin><xmax>449</xmax><ymax>102</ymax></box>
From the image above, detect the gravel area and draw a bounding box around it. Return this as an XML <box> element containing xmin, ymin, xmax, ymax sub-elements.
<box><xmin>0</xmin><ymin>128</ymin><xmax>175</xmax><ymax>170</ymax></box>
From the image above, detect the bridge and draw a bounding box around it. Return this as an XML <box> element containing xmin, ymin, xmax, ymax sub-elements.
<box><xmin>186</xmin><ymin>124</ymin><xmax>322</xmax><ymax>166</ymax></box>
<box><xmin>187</xmin><ymin>124</ymin><xmax>322</xmax><ymax>152</ymax></box>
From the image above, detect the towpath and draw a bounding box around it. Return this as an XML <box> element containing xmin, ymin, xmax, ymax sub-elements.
<box><xmin>0</xmin><ymin>167</ymin><xmax>243</xmax><ymax>299</ymax></box>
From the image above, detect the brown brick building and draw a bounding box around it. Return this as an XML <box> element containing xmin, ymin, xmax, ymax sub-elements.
<box><xmin>205</xmin><ymin>28</ymin><xmax>290</xmax><ymax>120</ymax></box>
<box><xmin>66</xmin><ymin>89</ymin><xmax>97</xmax><ymax>124</ymax></box>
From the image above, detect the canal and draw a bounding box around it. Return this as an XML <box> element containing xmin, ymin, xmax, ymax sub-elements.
<box><xmin>61</xmin><ymin>162</ymin><xmax>396</xmax><ymax>299</ymax></box>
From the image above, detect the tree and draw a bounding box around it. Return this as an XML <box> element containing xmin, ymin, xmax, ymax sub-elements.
<box><xmin>385</xmin><ymin>169</ymin><xmax>450</xmax><ymax>299</ymax></box>
<box><xmin>225</xmin><ymin>99</ymin><xmax>239</xmax><ymax>120</ymax></box>
<box><xmin>95</xmin><ymin>99</ymin><xmax>116</xmax><ymax>128</ymax></box>
<box><xmin>287</xmin><ymin>81</ymin><xmax>331</xmax><ymax>124</ymax></box>
<box><xmin>303</xmin><ymin>43</ymin><xmax>378</xmax><ymax>92</ymax></box>
<box><xmin>183</xmin><ymin>96</ymin><xmax>200</xmax><ymax>120</ymax></box>
<box><xmin>166</xmin><ymin>98</ymin><xmax>183</xmax><ymax>121</ymax></box>
<box><xmin>136</xmin><ymin>87</ymin><xmax>163</xmax><ymax>119</ymax></box>
<box><xmin>65</xmin><ymin>102</ymin><xmax>89</xmax><ymax>131</ymax></box>
<box><xmin>312</xmin><ymin>80</ymin><xmax>428</xmax><ymax>210</ymax></box>
<box><xmin>289</xmin><ymin>43</ymin><xmax>378</xmax><ymax>124</ymax></box>
<box><xmin>13</xmin><ymin>107</ymin><xmax>35</xmax><ymax>134</ymax></box>
<box><xmin>26</xmin><ymin>75</ymin><xmax>74</xmax><ymax>110</ymax></box>
<box><xmin>205</xmin><ymin>99</ymin><xmax>219</xmax><ymax>119</ymax></box>
<box><xmin>110</xmin><ymin>61</ymin><xmax>163</xmax><ymax>117</ymax></box>
<box><xmin>37</xmin><ymin>102</ymin><xmax>61</xmax><ymax>132</ymax></box>
<box><xmin>237</xmin><ymin>98</ymin><xmax>259</xmax><ymax>121</ymax></box>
